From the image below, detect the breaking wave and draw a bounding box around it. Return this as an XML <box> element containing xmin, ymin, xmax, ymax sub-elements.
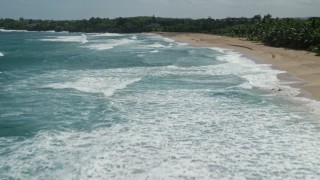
<box><xmin>0</xmin><ymin>29</ymin><xmax>29</xmax><ymax>32</ymax></box>
<box><xmin>40</xmin><ymin>34</ymin><xmax>88</xmax><ymax>43</ymax></box>
<box><xmin>45</xmin><ymin>76</ymin><xmax>141</xmax><ymax>97</ymax></box>
<box><xmin>84</xmin><ymin>38</ymin><xmax>134</xmax><ymax>50</ymax></box>
<box><xmin>92</xmin><ymin>33</ymin><xmax>124</xmax><ymax>37</ymax></box>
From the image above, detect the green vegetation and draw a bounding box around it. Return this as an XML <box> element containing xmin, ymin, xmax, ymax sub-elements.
<box><xmin>1</xmin><ymin>15</ymin><xmax>320</xmax><ymax>54</ymax></box>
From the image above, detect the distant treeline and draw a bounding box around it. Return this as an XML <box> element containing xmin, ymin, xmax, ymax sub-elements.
<box><xmin>1</xmin><ymin>15</ymin><xmax>320</xmax><ymax>54</ymax></box>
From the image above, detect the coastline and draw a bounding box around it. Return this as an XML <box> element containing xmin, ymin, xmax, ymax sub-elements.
<box><xmin>154</xmin><ymin>32</ymin><xmax>320</xmax><ymax>100</ymax></box>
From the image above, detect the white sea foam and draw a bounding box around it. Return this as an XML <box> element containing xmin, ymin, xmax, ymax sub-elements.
<box><xmin>45</xmin><ymin>77</ymin><xmax>141</xmax><ymax>97</ymax></box>
<box><xmin>0</xmin><ymin>52</ymin><xmax>4</xmax><ymax>57</ymax></box>
<box><xmin>150</xmin><ymin>50</ymin><xmax>159</xmax><ymax>53</ymax></box>
<box><xmin>92</xmin><ymin>33</ymin><xmax>124</xmax><ymax>37</ymax></box>
<box><xmin>175</xmin><ymin>42</ymin><xmax>188</xmax><ymax>46</ymax></box>
<box><xmin>2</xmin><ymin>31</ymin><xmax>320</xmax><ymax>180</ymax></box>
<box><xmin>296</xmin><ymin>97</ymin><xmax>320</xmax><ymax>115</ymax></box>
<box><xmin>81</xmin><ymin>34</ymin><xmax>88</xmax><ymax>43</ymax></box>
<box><xmin>42</xmin><ymin>30</ymin><xmax>69</xmax><ymax>33</ymax></box>
<box><xmin>210</xmin><ymin>47</ymin><xmax>228</xmax><ymax>53</ymax></box>
<box><xmin>51</xmin><ymin>31</ymin><xmax>69</xmax><ymax>33</ymax></box>
<box><xmin>213</xmin><ymin>50</ymin><xmax>285</xmax><ymax>91</ymax></box>
<box><xmin>3</xmin><ymin>47</ymin><xmax>320</xmax><ymax>179</ymax></box>
<box><xmin>85</xmin><ymin>38</ymin><xmax>134</xmax><ymax>50</ymax></box>
<box><xmin>142</xmin><ymin>47</ymin><xmax>303</xmax><ymax>99</ymax></box>
<box><xmin>0</xmin><ymin>29</ymin><xmax>68</xmax><ymax>33</ymax></box>
<box><xmin>144</xmin><ymin>49</ymin><xmax>320</xmax><ymax>115</ymax></box>
<box><xmin>131</xmin><ymin>35</ymin><xmax>138</xmax><ymax>40</ymax></box>
<box><xmin>37</xmin><ymin>30</ymin><xmax>68</xmax><ymax>33</ymax></box>
<box><xmin>205</xmin><ymin>48</ymin><xmax>320</xmax><ymax>114</ymax></box>
<box><xmin>162</xmin><ymin>37</ymin><xmax>175</xmax><ymax>43</ymax></box>
<box><xmin>237</xmin><ymin>82</ymin><xmax>253</xmax><ymax>89</ymax></box>
<box><xmin>2</xmin><ymin>84</ymin><xmax>320</xmax><ymax>179</ymax></box>
<box><xmin>40</xmin><ymin>34</ymin><xmax>88</xmax><ymax>43</ymax></box>
<box><xmin>85</xmin><ymin>44</ymin><xmax>114</xmax><ymax>50</ymax></box>
<box><xmin>0</xmin><ymin>29</ymin><xmax>28</xmax><ymax>32</ymax></box>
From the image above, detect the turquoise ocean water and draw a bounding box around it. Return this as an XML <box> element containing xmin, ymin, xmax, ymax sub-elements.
<box><xmin>0</xmin><ymin>30</ymin><xmax>320</xmax><ymax>179</ymax></box>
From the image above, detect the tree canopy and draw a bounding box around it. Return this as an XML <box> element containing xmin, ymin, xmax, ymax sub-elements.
<box><xmin>0</xmin><ymin>15</ymin><xmax>319</xmax><ymax>54</ymax></box>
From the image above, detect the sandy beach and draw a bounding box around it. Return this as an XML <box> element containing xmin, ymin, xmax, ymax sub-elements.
<box><xmin>155</xmin><ymin>32</ymin><xmax>320</xmax><ymax>100</ymax></box>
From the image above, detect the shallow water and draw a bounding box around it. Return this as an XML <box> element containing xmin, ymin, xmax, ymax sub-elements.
<box><xmin>0</xmin><ymin>31</ymin><xmax>320</xmax><ymax>179</ymax></box>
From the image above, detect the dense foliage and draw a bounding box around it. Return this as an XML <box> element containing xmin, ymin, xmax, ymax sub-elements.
<box><xmin>1</xmin><ymin>15</ymin><xmax>320</xmax><ymax>54</ymax></box>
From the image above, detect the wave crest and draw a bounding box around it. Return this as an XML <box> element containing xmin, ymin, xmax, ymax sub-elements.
<box><xmin>92</xmin><ymin>33</ymin><xmax>124</xmax><ymax>37</ymax></box>
<box><xmin>40</xmin><ymin>34</ymin><xmax>88</xmax><ymax>43</ymax></box>
<box><xmin>84</xmin><ymin>38</ymin><xmax>134</xmax><ymax>50</ymax></box>
<box><xmin>45</xmin><ymin>77</ymin><xmax>141</xmax><ymax>97</ymax></box>
<box><xmin>0</xmin><ymin>29</ymin><xmax>28</xmax><ymax>32</ymax></box>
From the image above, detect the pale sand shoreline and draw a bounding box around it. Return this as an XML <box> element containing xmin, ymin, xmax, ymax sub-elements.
<box><xmin>154</xmin><ymin>32</ymin><xmax>320</xmax><ymax>100</ymax></box>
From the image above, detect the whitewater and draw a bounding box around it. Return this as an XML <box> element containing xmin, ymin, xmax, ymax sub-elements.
<box><xmin>0</xmin><ymin>31</ymin><xmax>319</xmax><ymax>179</ymax></box>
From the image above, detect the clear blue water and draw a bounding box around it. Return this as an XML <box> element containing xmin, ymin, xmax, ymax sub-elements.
<box><xmin>0</xmin><ymin>31</ymin><xmax>320</xmax><ymax>179</ymax></box>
